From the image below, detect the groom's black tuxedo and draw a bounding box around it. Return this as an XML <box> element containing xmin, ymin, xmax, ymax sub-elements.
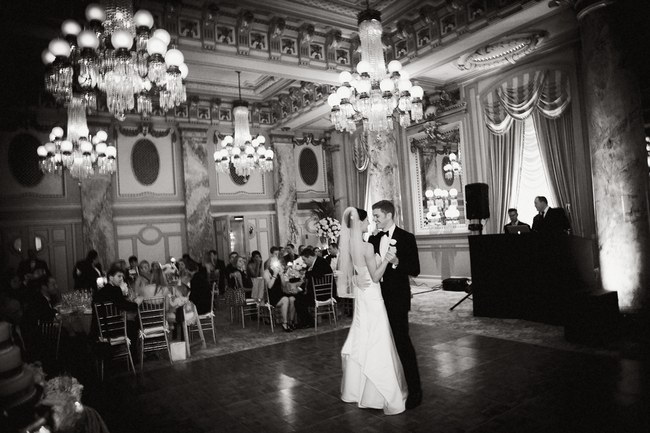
<box><xmin>369</xmin><ymin>225</ymin><xmax>422</xmax><ymax>398</ymax></box>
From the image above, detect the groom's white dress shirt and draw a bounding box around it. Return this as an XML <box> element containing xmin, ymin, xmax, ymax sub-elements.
<box><xmin>379</xmin><ymin>224</ymin><xmax>396</xmax><ymax>258</ymax></box>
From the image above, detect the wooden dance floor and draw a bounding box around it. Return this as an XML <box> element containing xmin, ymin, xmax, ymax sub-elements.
<box><xmin>83</xmin><ymin>323</ymin><xmax>647</xmax><ymax>433</ymax></box>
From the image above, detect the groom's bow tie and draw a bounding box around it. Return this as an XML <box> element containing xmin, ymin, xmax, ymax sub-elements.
<box><xmin>378</xmin><ymin>231</ymin><xmax>390</xmax><ymax>238</ymax></box>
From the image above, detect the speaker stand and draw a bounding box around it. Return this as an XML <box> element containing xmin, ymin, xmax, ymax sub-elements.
<box><xmin>449</xmin><ymin>287</ymin><xmax>472</xmax><ymax>311</ymax></box>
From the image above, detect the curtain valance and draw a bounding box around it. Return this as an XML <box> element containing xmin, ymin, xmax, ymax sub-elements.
<box><xmin>483</xmin><ymin>70</ymin><xmax>571</xmax><ymax>135</ymax></box>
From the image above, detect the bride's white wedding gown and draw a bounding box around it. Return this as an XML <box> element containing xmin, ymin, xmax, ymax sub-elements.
<box><xmin>340</xmin><ymin>265</ymin><xmax>408</xmax><ymax>415</ymax></box>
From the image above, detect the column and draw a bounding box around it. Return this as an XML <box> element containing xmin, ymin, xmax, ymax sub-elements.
<box><xmin>80</xmin><ymin>175</ymin><xmax>116</xmax><ymax>268</ymax></box>
<box><xmin>367</xmin><ymin>129</ymin><xmax>403</xmax><ymax>224</ymax></box>
<box><xmin>324</xmin><ymin>132</ymin><xmax>348</xmax><ymax>218</ymax></box>
<box><xmin>578</xmin><ymin>0</ymin><xmax>650</xmax><ymax>310</ymax></box>
<box><xmin>180</xmin><ymin>127</ymin><xmax>216</xmax><ymax>264</ymax></box>
<box><xmin>272</xmin><ymin>133</ymin><xmax>298</xmax><ymax>246</ymax></box>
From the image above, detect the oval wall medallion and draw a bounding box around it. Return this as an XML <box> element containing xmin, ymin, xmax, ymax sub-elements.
<box><xmin>131</xmin><ymin>139</ymin><xmax>160</xmax><ymax>186</ymax></box>
<box><xmin>139</xmin><ymin>226</ymin><xmax>163</xmax><ymax>245</ymax></box>
<box><xmin>299</xmin><ymin>148</ymin><xmax>319</xmax><ymax>186</ymax></box>
<box><xmin>9</xmin><ymin>133</ymin><xmax>44</xmax><ymax>187</ymax></box>
<box><xmin>457</xmin><ymin>32</ymin><xmax>546</xmax><ymax>71</ymax></box>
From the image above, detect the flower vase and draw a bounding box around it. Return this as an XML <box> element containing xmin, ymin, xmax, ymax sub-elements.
<box><xmin>320</xmin><ymin>237</ymin><xmax>328</xmax><ymax>248</ymax></box>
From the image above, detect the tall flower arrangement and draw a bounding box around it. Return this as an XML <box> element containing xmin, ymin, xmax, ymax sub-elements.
<box><xmin>317</xmin><ymin>217</ymin><xmax>341</xmax><ymax>243</ymax></box>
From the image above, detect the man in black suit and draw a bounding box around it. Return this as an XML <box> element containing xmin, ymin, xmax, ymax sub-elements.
<box><xmin>295</xmin><ymin>247</ymin><xmax>333</xmax><ymax>328</ymax></box>
<box><xmin>323</xmin><ymin>243</ymin><xmax>339</xmax><ymax>270</ymax></box>
<box><xmin>532</xmin><ymin>196</ymin><xmax>571</xmax><ymax>235</ymax></box>
<box><xmin>503</xmin><ymin>208</ymin><xmax>531</xmax><ymax>233</ymax></box>
<box><xmin>189</xmin><ymin>262</ymin><xmax>212</xmax><ymax>315</ymax></box>
<box><xmin>369</xmin><ymin>200</ymin><xmax>422</xmax><ymax>410</ymax></box>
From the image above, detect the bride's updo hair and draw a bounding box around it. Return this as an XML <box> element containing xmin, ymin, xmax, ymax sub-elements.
<box><xmin>345</xmin><ymin>207</ymin><xmax>368</xmax><ymax>227</ymax></box>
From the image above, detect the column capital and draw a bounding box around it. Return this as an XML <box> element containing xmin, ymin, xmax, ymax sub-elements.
<box><xmin>270</xmin><ymin>132</ymin><xmax>296</xmax><ymax>144</ymax></box>
<box><xmin>178</xmin><ymin>125</ymin><xmax>209</xmax><ymax>140</ymax></box>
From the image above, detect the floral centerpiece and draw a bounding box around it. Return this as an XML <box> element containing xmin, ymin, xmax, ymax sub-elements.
<box><xmin>317</xmin><ymin>217</ymin><xmax>341</xmax><ymax>244</ymax></box>
<box><xmin>285</xmin><ymin>257</ymin><xmax>307</xmax><ymax>283</ymax></box>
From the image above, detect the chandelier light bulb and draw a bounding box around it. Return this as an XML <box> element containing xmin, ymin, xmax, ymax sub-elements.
<box><xmin>133</xmin><ymin>9</ymin><xmax>154</xmax><ymax>29</ymax></box>
<box><xmin>398</xmin><ymin>79</ymin><xmax>412</xmax><ymax>92</ymax></box>
<box><xmin>85</xmin><ymin>3</ymin><xmax>106</xmax><ymax>22</ymax></box>
<box><xmin>45</xmin><ymin>143</ymin><xmax>56</xmax><ymax>155</ymax></box>
<box><xmin>449</xmin><ymin>188</ymin><xmax>458</xmax><ymax>198</ymax></box>
<box><xmin>165</xmin><ymin>49</ymin><xmax>184</xmax><ymax>67</ymax></box>
<box><xmin>77</xmin><ymin>30</ymin><xmax>99</xmax><ymax>49</ymax></box>
<box><xmin>95</xmin><ymin>130</ymin><xmax>108</xmax><ymax>142</ymax></box>
<box><xmin>336</xmin><ymin>85</ymin><xmax>352</xmax><ymax>99</ymax></box>
<box><xmin>79</xmin><ymin>140</ymin><xmax>93</xmax><ymax>154</ymax></box>
<box><xmin>61</xmin><ymin>19</ymin><xmax>82</xmax><ymax>36</ymax></box>
<box><xmin>410</xmin><ymin>85</ymin><xmax>424</xmax><ymax>99</ymax></box>
<box><xmin>48</xmin><ymin>39</ymin><xmax>71</xmax><ymax>57</ymax></box>
<box><xmin>60</xmin><ymin>140</ymin><xmax>73</xmax><ymax>153</ymax></box>
<box><xmin>327</xmin><ymin>93</ymin><xmax>341</xmax><ymax>107</ymax></box>
<box><xmin>251</xmin><ymin>137</ymin><xmax>259</xmax><ymax>147</ymax></box>
<box><xmin>146</xmin><ymin>37</ymin><xmax>167</xmax><ymax>56</ymax></box>
<box><xmin>449</xmin><ymin>152</ymin><xmax>457</xmax><ymax>161</ymax></box>
<box><xmin>41</xmin><ymin>49</ymin><xmax>55</xmax><ymax>65</ymax></box>
<box><xmin>95</xmin><ymin>142</ymin><xmax>107</xmax><ymax>155</ymax></box>
<box><xmin>142</xmin><ymin>79</ymin><xmax>152</xmax><ymax>91</ymax></box>
<box><xmin>111</xmin><ymin>30</ymin><xmax>134</xmax><ymax>50</ymax></box>
<box><xmin>37</xmin><ymin>146</ymin><xmax>48</xmax><ymax>158</ymax></box>
<box><xmin>245</xmin><ymin>145</ymin><xmax>255</xmax><ymax>156</ymax></box>
<box><xmin>257</xmin><ymin>135</ymin><xmax>266</xmax><ymax>144</ymax></box>
<box><xmin>399</xmin><ymin>70</ymin><xmax>411</xmax><ymax>81</ymax></box>
<box><xmin>153</xmin><ymin>29</ymin><xmax>171</xmax><ymax>46</ymax></box>
<box><xmin>387</xmin><ymin>60</ymin><xmax>402</xmax><ymax>73</ymax></box>
<box><xmin>51</xmin><ymin>127</ymin><xmax>65</xmax><ymax>138</ymax></box>
<box><xmin>256</xmin><ymin>146</ymin><xmax>266</xmax><ymax>156</ymax></box>
<box><xmin>339</xmin><ymin>71</ymin><xmax>353</xmax><ymax>84</ymax></box>
<box><xmin>355</xmin><ymin>79</ymin><xmax>372</xmax><ymax>95</ymax></box>
<box><xmin>179</xmin><ymin>63</ymin><xmax>189</xmax><ymax>80</ymax></box>
<box><xmin>265</xmin><ymin>149</ymin><xmax>274</xmax><ymax>159</ymax></box>
<box><xmin>222</xmin><ymin>135</ymin><xmax>234</xmax><ymax>146</ymax></box>
<box><xmin>379</xmin><ymin>78</ymin><xmax>394</xmax><ymax>93</ymax></box>
<box><xmin>356</xmin><ymin>60</ymin><xmax>371</xmax><ymax>75</ymax></box>
<box><xmin>425</xmin><ymin>189</ymin><xmax>434</xmax><ymax>199</ymax></box>
<box><xmin>105</xmin><ymin>146</ymin><xmax>117</xmax><ymax>158</ymax></box>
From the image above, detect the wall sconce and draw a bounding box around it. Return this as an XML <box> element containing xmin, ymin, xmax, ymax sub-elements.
<box><xmin>442</xmin><ymin>152</ymin><xmax>461</xmax><ymax>180</ymax></box>
<box><xmin>425</xmin><ymin>188</ymin><xmax>460</xmax><ymax>226</ymax></box>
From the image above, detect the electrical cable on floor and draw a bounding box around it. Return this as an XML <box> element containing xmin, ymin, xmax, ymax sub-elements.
<box><xmin>409</xmin><ymin>277</ymin><xmax>443</xmax><ymax>295</ymax></box>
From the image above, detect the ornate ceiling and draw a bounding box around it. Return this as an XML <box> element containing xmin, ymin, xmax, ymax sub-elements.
<box><xmin>4</xmin><ymin>0</ymin><xmax>578</xmax><ymax>131</ymax></box>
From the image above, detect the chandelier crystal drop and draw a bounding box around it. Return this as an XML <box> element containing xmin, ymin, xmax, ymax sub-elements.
<box><xmin>42</xmin><ymin>1</ymin><xmax>188</xmax><ymax>121</ymax></box>
<box><xmin>327</xmin><ymin>8</ymin><xmax>423</xmax><ymax>133</ymax></box>
<box><xmin>213</xmin><ymin>72</ymin><xmax>274</xmax><ymax>177</ymax></box>
<box><xmin>37</xmin><ymin>99</ymin><xmax>117</xmax><ymax>180</ymax></box>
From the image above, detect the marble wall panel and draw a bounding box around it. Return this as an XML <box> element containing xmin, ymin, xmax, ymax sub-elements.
<box><xmin>181</xmin><ymin>128</ymin><xmax>216</xmax><ymax>263</ymax></box>
<box><xmin>367</xmin><ymin>129</ymin><xmax>403</xmax><ymax>225</ymax></box>
<box><xmin>273</xmin><ymin>138</ymin><xmax>298</xmax><ymax>245</ymax></box>
<box><xmin>80</xmin><ymin>175</ymin><xmax>116</xmax><ymax>266</ymax></box>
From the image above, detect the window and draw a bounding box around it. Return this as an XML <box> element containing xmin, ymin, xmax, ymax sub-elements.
<box><xmin>514</xmin><ymin>117</ymin><xmax>556</xmax><ymax>226</ymax></box>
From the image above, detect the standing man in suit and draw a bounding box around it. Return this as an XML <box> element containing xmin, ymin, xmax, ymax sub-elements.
<box><xmin>369</xmin><ymin>200</ymin><xmax>422</xmax><ymax>409</ymax></box>
<box><xmin>503</xmin><ymin>208</ymin><xmax>531</xmax><ymax>233</ymax></box>
<box><xmin>532</xmin><ymin>196</ymin><xmax>571</xmax><ymax>234</ymax></box>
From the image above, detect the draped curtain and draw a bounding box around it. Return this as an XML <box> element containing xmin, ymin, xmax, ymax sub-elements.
<box><xmin>482</xmin><ymin>69</ymin><xmax>592</xmax><ymax>236</ymax></box>
<box><xmin>486</xmin><ymin>121</ymin><xmax>524</xmax><ymax>234</ymax></box>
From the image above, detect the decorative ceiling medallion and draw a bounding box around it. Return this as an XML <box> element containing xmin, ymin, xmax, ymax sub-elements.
<box><xmin>457</xmin><ymin>32</ymin><xmax>547</xmax><ymax>71</ymax></box>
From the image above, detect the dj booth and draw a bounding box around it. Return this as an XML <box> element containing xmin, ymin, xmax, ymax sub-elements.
<box><xmin>468</xmin><ymin>234</ymin><xmax>596</xmax><ymax>325</ymax></box>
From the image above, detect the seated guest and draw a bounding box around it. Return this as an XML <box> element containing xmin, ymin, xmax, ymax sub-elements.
<box><xmin>247</xmin><ymin>251</ymin><xmax>264</xmax><ymax>279</ymax></box>
<box><xmin>224</xmin><ymin>252</ymin><xmax>239</xmax><ymax>283</ymax></box>
<box><xmin>264</xmin><ymin>246</ymin><xmax>281</xmax><ymax>270</ymax></box>
<box><xmin>24</xmin><ymin>276</ymin><xmax>59</xmax><ymax>327</ymax></box>
<box><xmin>532</xmin><ymin>196</ymin><xmax>571</xmax><ymax>235</ymax></box>
<box><xmin>91</xmin><ymin>265</ymin><xmax>143</xmax><ymax>340</ymax></box>
<box><xmin>189</xmin><ymin>262</ymin><xmax>212</xmax><ymax>315</ymax></box>
<box><xmin>294</xmin><ymin>247</ymin><xmax>333</xmax><ymax>328</ymax></box>
<box><xmin>127</xmin><ymin>255</ymin><xmax>139</xmax><ymax>285</ymax></box>
<box><xmin>282</xmin><ymin>244</ymin><xmax>296</xmax><ymax>266</ymax></box>
<box><xmin>207</xmin><ymin>249</ymin><xmax>226</xmax><ymax>294</ymax></box>
<box><xmin>133</xmin><ymin>260</ymin><xmax>152</xmax><ymax>294</ymax></box>
<box><xmin>503</xmin><ymin>208</ymin><xmax>531</xmax><ymax>233</ymax></box>
<box><xmin>263</xmin><ymin>260</ymin><xmax>295</xmax><ymax>332</ymax></box>
<box><xmin>229</xmin><ymin>257</ymin><xmax>253</xmax><ymax>292</ymax></box>
<box><xmin>324</xmin><ymin>243</ymin><xmax>339</xmax><ymax>270</ymax></box>
<box><xmin>137</xmin><ymin>261</ymin><xmax>169</xmax><ymax>300</ymax></box>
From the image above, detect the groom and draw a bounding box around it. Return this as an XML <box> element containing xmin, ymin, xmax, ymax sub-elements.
<box><xmin>369</xmin><ymin>200</ymin><xmax>423</xmax><ymax>409</ymax></box>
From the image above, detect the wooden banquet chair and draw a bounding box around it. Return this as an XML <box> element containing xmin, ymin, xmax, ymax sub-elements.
<box><xmin>311</xmin><ymin>273</ymin><xmax>337</xmax><ymax>332</ymax></box>
<box><xmin>257</xmin><ymin>282</ymin><xmax>282</xmax><ymax>333</ymax></box>
<box><xmin>137</xmin><ymin>296</ymin><xmax>171</xmax><ymax>370</ymax></box>
<box><xmin>188</xmin><ymin>287</ymin><xmax>216</xmax><ymax>345</ymax></box>
<box><xmin>38</xmin><ymin>319</ymin><xmax>62</xmax><ymax>360</ymax></box>
<box><xmin>94</xmin><ymin>302</ymin><xmax>136</xmax><ymax>380</ymax></box>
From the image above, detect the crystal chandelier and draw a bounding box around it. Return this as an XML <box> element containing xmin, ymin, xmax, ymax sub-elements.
<box><xmin>326</xmin><ymin>6</ymin><xmax>423</xmax><ymax>133</ymax></box>
<box><xmin>425</xmin><ymin>188</ymin><xmax>460</xmax><ymax>226</ymax></box>
<box><xmin>42</xmin><ymin>1</ymin><xmax>188</xmax><ymax>121</ymax></box>
<box><xmin>213</xmin><ymin>72</ymin><xmax>274</xmax><ymax>176</ymax></box>
<box><xmin>36</xmin><ymin>97</ymin><xmax>117</xmax><ymax>180</ymax></box>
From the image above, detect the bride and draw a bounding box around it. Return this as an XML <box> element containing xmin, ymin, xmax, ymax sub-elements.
<box><xmin>338</xmin><ymin>207</ymin><xmax>408</xmax><ymax>415</ymax></box>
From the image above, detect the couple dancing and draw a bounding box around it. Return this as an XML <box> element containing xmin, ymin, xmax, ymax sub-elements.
<box><xmin>339</xmin><ymin>200</ymin><xmax>422</xmax><ymax>415</ymax></box>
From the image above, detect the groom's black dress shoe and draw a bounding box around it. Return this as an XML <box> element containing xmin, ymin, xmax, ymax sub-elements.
<box><xmin>405</xmin><ymin>390</ymin><xmax>422</xmax><ymax>410</ymax></box>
